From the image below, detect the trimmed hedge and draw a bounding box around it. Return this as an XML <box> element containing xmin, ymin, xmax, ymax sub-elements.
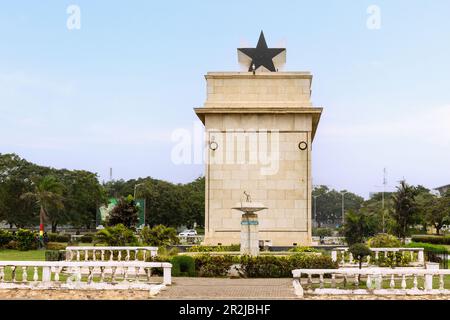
<box><xmin>411</xmin><ymin>235</ymin><xmax>450</xmax><ymax>245</ymax></box>
<box><xmin>194</xmin><ymin>254</ymin><xmax>238</xmax><ymax>277</ymax></box>
<box><xmin>191</xmin><ymin>253</ymin><xmax>337</xmax><ymax>278</ymax></box>
<box><xmin>46</xmin><ymin>242</ymin><xmax>67</xmax><ymax>251</ymax></box>
<box><xmin>406</xmin><ymin>242</ymin><xmax>449</xmax><ymax>253</ymax></box>
<box><xmin>80</xmin><ymin>234</ymin><xmax>94</xmax><ymax>243</ymax></box>
<box><xmin>45</xmin><ymin>250</ymin><xmax>65</xmax><ymax>261</ymax></box>
<box><xmin>187</xmin><ymin>244</ymin><xmax>240</xmax><ymax>252</ymax></box>
<box><xmin>171</xmin><ymin>255</ymin><xmax>196</xmax><ymax>277</ymax></box>
<box><xmin>48</xmin><ymin>233</ymin><xmax>71</xmax><ymax>243</ymax></box>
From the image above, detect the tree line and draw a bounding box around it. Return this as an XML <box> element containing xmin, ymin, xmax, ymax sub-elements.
<box><xmin>0</xmin><ymin>153</ymin><xmax>205</xmax><ymax>232</ymax></box>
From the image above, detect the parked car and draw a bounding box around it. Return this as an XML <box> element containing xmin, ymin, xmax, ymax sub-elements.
<box><xmin>178</xmin><ymin>229</ymin><xmax>197</xmax><ymax>237</ymax></box>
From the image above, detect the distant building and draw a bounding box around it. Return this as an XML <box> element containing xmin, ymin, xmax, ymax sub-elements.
<box><xmin>435</xmin><ymin>184</ymin><xmax>450</xmax><ymax>196</ymax></box>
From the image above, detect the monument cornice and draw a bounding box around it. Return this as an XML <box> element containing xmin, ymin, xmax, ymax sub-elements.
<box><xmin>205</xmin><ymin>72</ymin><xmax>312</xmax><ymax>81</ymax></box>
<box><xmin>194</xmin><ymin>106</ymin><xmax>322</xmax><ymax>140</ymax></box>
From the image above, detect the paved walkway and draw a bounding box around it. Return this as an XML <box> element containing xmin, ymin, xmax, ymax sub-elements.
<box><xmin>154</xmin><ymin>278</ymin><xmax>297</xmax><ymax>300</ymax></box>
<box><xmin>0</xmin><ymin>278</ymin><xmax>449</xmax><ymax>300</ymax></box>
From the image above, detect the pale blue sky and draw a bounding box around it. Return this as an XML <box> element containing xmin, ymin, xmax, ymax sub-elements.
<box><xmin>1</xmin><ymin>1</ymin><xmax>449</xmax><ymax>198</ymax></box>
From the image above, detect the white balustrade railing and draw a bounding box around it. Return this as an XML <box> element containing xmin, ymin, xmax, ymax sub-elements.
<box><xmin>292</xmin><ymin>263</ymin><xmax>445</xmax><ymax>297</ymax></box>
<box><xmin>65</xmin><ymin>246</ymin><xmax>158</xmax><ymax>262</ymax></box>
<box><xmin>0</xmin><ymin>261</ymin><xmax>172</xmax><ymax>293</ymax></box>
<box><xmin>331</xmin><ymin>247</ymin><xmax>424</xmax><ymax>266</ymax></box>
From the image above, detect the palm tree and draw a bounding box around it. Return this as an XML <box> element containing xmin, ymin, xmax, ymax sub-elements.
<box><xmin>391</xmin><ymin>180</ymin><xmax>418</xmax><ymax>241</ymax></box>
<box><xmin>21</xmin><ymin>176</ymin><xmax>64</xmax><ymax>237</ymax></box>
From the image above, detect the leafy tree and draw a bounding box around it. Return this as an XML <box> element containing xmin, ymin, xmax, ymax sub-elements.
<box><xmin>21</xmin><ymin>176</ymin><xmax>64</xmax><ymax>233</ymax></box>
<box><xmin>312</xmin><ymin>185</ymin><xmax>364</xmax><ymax>227</ymax></box>
<box><xmin>417</xmin><ymin>192</ymin><xmax>450</xmax><ymax>235</ymax></box>
<box><xmin>107</xmin><ymin>195</ymin><xmax>139</xmax><ymax>228</ymax></box>
<box><xmin>343</xmin><ymin>209</ymin><xmax>377</xmax><ymax>245</ymax></box>
<box><xmin>349</xmin><ymin>243</ymin><xmax>372</xmax><ymax>270</ymax></box>
<box><xmin>391</xmin><ymin>180</ymin><xmax>419</xmax><ymax>240</ymax></box>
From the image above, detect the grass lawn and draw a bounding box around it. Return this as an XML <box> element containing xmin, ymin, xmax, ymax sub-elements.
<box><xmin>0</xmin><ymin>249</ymin><xmax>45</xmax><ymax>261</ymax></box>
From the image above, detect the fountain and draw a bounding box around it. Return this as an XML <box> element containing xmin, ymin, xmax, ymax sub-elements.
<box><xmin>232</xmin><ymin>192</ymin><xmax>267</xmax><ymax>256</ymax></box>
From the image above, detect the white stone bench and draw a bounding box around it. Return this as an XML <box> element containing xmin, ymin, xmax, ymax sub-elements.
<box><xmin>65</xmin><ymin>246</ymin><xmax>158</xmax><ymax>262</ymax></box>
<box><xmin>292</xmin><ymin>263</ymin><xmax>447</xmax><ymax>297</ymax></box>
<box><xmin>331</xmin><ymin>247</ymin><xmax>424</xmax><ymax>267</ymax></box>
<box><xmin>0</xmin><ymin>261</ymin><xmax>172</xmax><ymax>295</ymax></box>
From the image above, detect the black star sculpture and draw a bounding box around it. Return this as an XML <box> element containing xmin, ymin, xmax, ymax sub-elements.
<box><xmin>238</xmin><ymin>31</ymin><xmax>286</xmax><ymax>72</ymax></box>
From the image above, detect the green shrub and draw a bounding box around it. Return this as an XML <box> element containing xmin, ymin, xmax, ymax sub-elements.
<box><xmin>94</xmin><ymin>224</ymin><xmax>138</xmax><ymax>246</ymax></box>
<box><xmin>411</xmin><ymin>235</ymin><xmax>450</xmax><ymax>245</ymax></box>
<box><xmin>368</xmin><ymin>234</ymin><xmax>401</xmax><ymax>248</ymax></box>
<box><xmin>171</xmin><ymin>255</ymin><xmax>196</xmax><ymax>277</ymax></box>
<box><xmin>140</xmin><ymin>225</ymin><xmax>179</xmax><ymax>246</ymax></box>
<box><xmin>288</xmin><ymin>246</ymin><xmax>319</xmax><ymax>253</ymax></box>
<box><xmin>80</xmin><ymin>234</ymin><xmax>94</xmax><ymax>243</ymax></box>
<box><xmin>349</xmin><ymin>243</ymin><xmax>372</xmax><ymax>269</ymax></box>
<box><xmin>15</xmin><ymin>229</ymin><xmax>37</xmax><ymax>251</ymax></box>
<box><xmin>187</xmin><ymin>244</ymin><xmax>240</xmax><ymax>252</ymax></box>
<box><xmin>0</xmin><ymin>230</ymin><xmax>14</xmax><ymax>248</ymax></box>
<box><xmin>46</xmin><ymin>242</ymin><xmax>66</xmax><ymax>251</ymax></box>
<box><xmin>194</xmin><ymin>254</ymin><xmax>237</xmax><ymax>277</ymax></box>
<box><xmin>241</xmin><ymin>253</ymin><xmax>337</xmax><ymax>278</ymax></box>
<box><xmin>45</xmin><ymin>250</ymin><xmax>65</xmax><ymax>261</ymax></box>
<box><xmin>47</xmin><ymin>233</ymin><xmax>70</xmax><ymax>243</ymax></box>
<box><xmin>240</xmin><ymin>255</ymin><xmax>291</xmax><ymax>278</ymax></box>
<box><xmin>5</xmin><ymin>240</ymin><xmax>17</xmax><ymax>250</ymax></box>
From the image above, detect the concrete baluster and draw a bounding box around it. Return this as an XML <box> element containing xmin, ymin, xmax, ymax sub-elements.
<box><xmin>0</xmin><ymin>266</ymin><xmax>4</xmax><ymax>282</ymax></box>
<box><xmin>118</xmin><ymin>251</ymin><xmax>122</xmax><ymax>262</ymax></box>
<box><xmin>331</xmin><ymin>274</ymin><xmax>336</xmax><ymax>288</ymax></box>
<box><xmin>42</xmin><ymin>266</ymin><xmax>51</xmax><ymax>283</ymax></box>
<box><xmin>366</xmin><ymin>274</ymin><xmax>372</xmax><ymax>289</ymax></box>
<box><xmin>126</xmin><ymin>250</ymin><xmax>130</xmax><ymax>261</ymax></box>
<box><xmin>401</xmin><ymin>275</ymin><xmax>406</xmax><ymax>289</ymax></box>
<box><xmin>376</xmin><ymin>274</ymin><xmax>382</xmax><ymax>290</ymax></box>
<box><xmin>87</xmin><ymin>267</ymin><xmax>94</xmax><ymax>284</ymax></box>
<box><xmin>22</xmin><ymin>267</ymin><xmax>27</xmax><ymax>282</ymax></box>
<box><xmin>134</xmin><ymin>249</ymin><xmax>138</xmax><ymax>261</ymax></box>
<box><xmin>440</xmin><ymin>274</ymin><xmax>445</xmax><ymax>290</ymax></box>
<box><xmin>54</xmin><ymin>267</ymin><xmax>61</xmax><ymax>282</ymax></box>
<box><xmin>76</xmin><ymin>251</ymin><xmax>80</xmax><ymax>261</ymax></box>
<box><xmin>390</xmin><ymin>274</ymin><xmax>395</xmax><ymax>289</ymax></box>
<box><xmin>100</xmin><ymin>266</ymin><xmax>105</xmax><ymax>282</ymax></box>
<box><xmin>11</xmin><ymin>266</ymin><xmax>17</xmax><ymax>282</ymax></box>
<box><xmin>85</xmin><ymin>250</ymin><xmax>88</xmax><ymax>261</ymax></box>
<box><xmin>101</xmin><ymin>250</ymin><xmax>105</xmax><ymax>261</ymax></box>
<box><xmin>33</xmin><ymin>267</ymin><xmax>38</xmax><ymax>281</ymax></box>
<box><xmin>110</xmin><ymin>250</ymin><xmax>113</xmax><ymax>261</ymax></box>
<box><xmin>413</xmin><ymin>275</ymin><xmax>418</xmax><ymax>290</ymax></box>
<box><xmin>319</xmin><ymin>274</ymin><xmax>324</xmax><ymax>289</ymax></box>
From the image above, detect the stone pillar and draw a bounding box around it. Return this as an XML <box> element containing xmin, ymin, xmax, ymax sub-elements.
<box><xmin>241</xmin><ymin>213</ymin><xmax>259</xmax><ymax>256</ymax></box>
<box><xmin>425</xmin><ymin>262</ymin><xmax>440</xmax><ymax>290</ymax></box>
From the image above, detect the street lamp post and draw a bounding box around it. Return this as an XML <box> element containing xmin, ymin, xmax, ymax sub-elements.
<box><xmin>313</xmin><ymin>195</ymin><xmax>319</xmax><ymax>228</ymax></box>
<box><xmin>340</xmin><ymin>191</ymin><xmax>349</xmax><ymax>226</ymax></box>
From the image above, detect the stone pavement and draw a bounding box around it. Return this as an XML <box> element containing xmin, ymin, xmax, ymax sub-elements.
<box><xmin>0</xmin><ymin>277</ymin><xmax>449</xmax><ymax>300</ymax></box>
<box><xmin>154</xmin><ymin>277</ymin><xmax>297</xmax><ymax>300</ymax></box>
